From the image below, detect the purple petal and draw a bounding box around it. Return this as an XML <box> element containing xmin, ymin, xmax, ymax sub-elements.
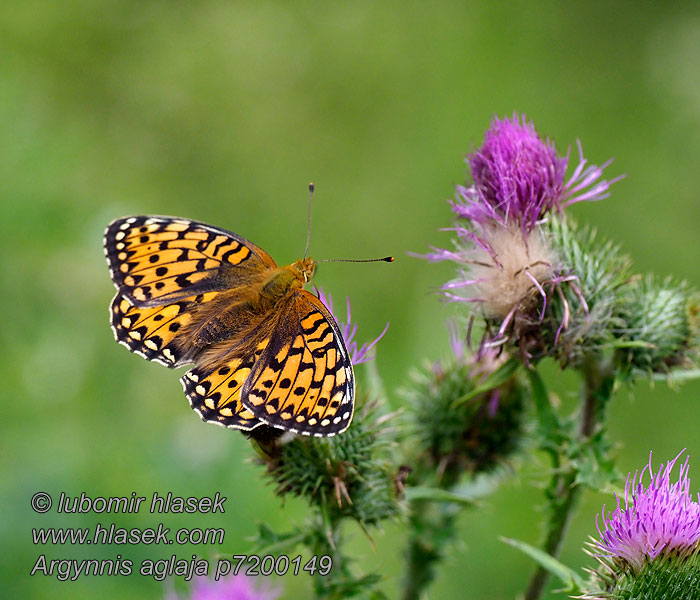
<box><xmin>562</xmin><ymin>140</ymin><xmax>623</xmax><ymax>207</ymax></box>
<box><xmin>592</xmin><ymin>450</ymin><xmax>700</xmax><ymax>572</ymax></box>
<box><xmin>316</xmin><ymin>287</ymin><xmax>389</xmax><ymax>364</ymax></box>
<box><xmin>174</xmin><ymin>575</ymin><xmax>281</xmax><ymax>600</ymax></box>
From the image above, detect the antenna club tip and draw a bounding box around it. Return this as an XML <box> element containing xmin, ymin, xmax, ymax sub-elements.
<box><xmin>385</xmin><ymin>256</ymin><xmax>395</xmax><ymax>262</ymax></box>
<box><xmin>308</xmin><ymin>182</ymin><xmax>315</xmax><ymax>192</ymax></box>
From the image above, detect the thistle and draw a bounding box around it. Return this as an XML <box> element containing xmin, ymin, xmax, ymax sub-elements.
<box><xmin>424</xmin><ymin>114</ymin><xmax>622</xmax><ymax>355</ymax></box>
<box><xmin>406</xmin><ymin>324</ymin><xmax>525</xmax><ymax>484</ymax></box>
<box><xmin>264</xmin><ymin>397</ymin><xmax>401</xmax><ymax>526</ymax></box>
<box><xmin>584</xmin><ymin>451</ymin><xmax>700</xmax><ymax>600</ymax></box>
<box><xmin>593</xmin><ymin>450</ymin><xmax>700</xmax><ymax>571</ymax></box>
<box><xmin>615</xmin><ymin>276</ymin><xmax>700</xmax><ymax>374</ymax></box>
<box><xmin>400</xmin><ymin>324</ymin><xmax>525</xmax><ymax>600</ymax></box>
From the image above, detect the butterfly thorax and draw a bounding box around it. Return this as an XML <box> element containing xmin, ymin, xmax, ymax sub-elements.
<box><xmin>260</xmin><ymin>257</ymin><xmax>316</xmax><ymax>303</ymax></box>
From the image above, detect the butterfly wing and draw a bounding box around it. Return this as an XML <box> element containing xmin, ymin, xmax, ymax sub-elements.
<box><xmin>181</xmin><ymin>354</ymin><xmax>263</xmax><ymax>431</ymax></box>
<box><xmin>243</xmin><ymin>289</ymin><xmax>355</xmax><ymax>436</ymax></box>
<box><xmin>110</xmin><ymin>291</ymin><xmax>221</xmax><ymax>367</ymax></box>
<box><xmin>181</xmin><ymin>290</ymin><xmax>354</xmax><ymax>436</ymax></box>
<box><xmin>104</xmin><ymin>215</ymin><xmax>277</xmax><ymax>308</ymax></box>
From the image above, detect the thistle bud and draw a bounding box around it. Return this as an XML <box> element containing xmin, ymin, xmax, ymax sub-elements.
<box><xmin>264</xmin><ymin>399</ymin><xmax>401</xmax><ymax>527</ymax></box>
<box><xmin>616</xmin><ymin>277</ymin><xmax>699</xmax><ymax>373</ymax></box>
<box><xmin>405</xmin><ymin>330</ymin><xmax>525</xmax><ymax>484</ymax></box>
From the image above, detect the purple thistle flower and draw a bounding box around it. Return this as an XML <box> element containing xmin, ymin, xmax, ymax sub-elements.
<box><xmin>316</xmin><ymin>287</ymin><xmax>389</xmax><ymax>364</ymax></box>
<box><xmin>452</xmin><ymin>114</ymin><xmax>620</xmax><ymax>234</ymax></box>
<box><xmin>594</xmin><ymin>450</ymin><xmax>700</xmax><ymax>573</ymax></box>
<box><xmin>423</xmin><ymin>114</ymin><xmax>622</xmax><ymax>347</ymax></box>
<box><xmin>167</xmin><ymin>575</ymin><xmax>281</xmax><ymax>600</ymax></box>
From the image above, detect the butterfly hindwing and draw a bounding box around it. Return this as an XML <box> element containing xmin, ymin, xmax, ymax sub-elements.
<box><xmin>181</xmin><ymin>343</ymin><xmax>269</xmax><ymax>430</ymax></box>
<box><xmin>104</xmin><ymin>216</ymin><xmax>277</xmax><ymax>307</ymax></box>
<box><xmin>242</xmin><ymin>290</ymin><xmax>355</xmax><ymax>437</ymax></box>
<box><xmin>178</xmin><ymin>290</ymin><xmax>354</xmax><ymax>436</ymax></box>
<box><xmin>110</xmin><ymin>292</ymin><xmax>221</xmax><ymax>367</ymax></box>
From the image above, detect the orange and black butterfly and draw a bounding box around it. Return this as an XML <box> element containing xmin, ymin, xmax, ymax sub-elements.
<box><xmin>104</xmin><ymin>215</ymin><xmax>362</xmax><ymax>437</ymax></box>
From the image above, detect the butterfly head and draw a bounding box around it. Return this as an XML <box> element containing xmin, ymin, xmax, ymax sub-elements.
<box><xmin>291</xmin><ymin>257</ymin><xmax>316</xmax><ymax>284</ymax></box>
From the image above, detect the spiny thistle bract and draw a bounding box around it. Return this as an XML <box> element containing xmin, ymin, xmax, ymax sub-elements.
<box><xmin>539</xmin><ymin>217</ymin><xmax>632</xmax><ymax>366</ymax></box>
<box><xmin>615</xmin><ymin>276</ymin><xmax>700</xmax><ymax>374</ymax></box>
<box><xmin>263</xmin><ymin>399</ymin><xmax>402</xmax><ymax>527</ymax></box>
<box><xmin>581</xmin><ymin>553</ymin><xmax>700</xmax><ymax>600</ymax></box>
<box><xmin>405</xmin><ymin>346</ymin><xmax>525</xmax><ymax>484</ymax></box>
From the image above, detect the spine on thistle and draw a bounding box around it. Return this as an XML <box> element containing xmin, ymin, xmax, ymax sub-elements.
<box><xmin>615</xmin><ymin>276</ymin><xmax>700</xmax><ymax>375</ymax></box>
<box><xmin>404</xmin><ymin>324</ymin><xmax>525</xmax><ymax>486</ymax></box>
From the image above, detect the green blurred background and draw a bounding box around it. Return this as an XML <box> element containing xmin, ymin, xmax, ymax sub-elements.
<box><xmin>3</xmin><ymin>1</ymin><xmax>700</xmax><ymax>598</ymax></box>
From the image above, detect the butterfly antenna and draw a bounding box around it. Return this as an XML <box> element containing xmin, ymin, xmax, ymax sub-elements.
<box><xmin>306</xmin><ymin>182</ymin><xmax>394</xmax><ymax>264</ymax></box>
<box><xmin>317</xmin><ymin>256</ymin><xmax>395</xmax><ymax>263</ymax></box>
<box><xmin>303</xmin><ymin>182</ymin><xmax>314</xmax><ymax>260</ymax></box>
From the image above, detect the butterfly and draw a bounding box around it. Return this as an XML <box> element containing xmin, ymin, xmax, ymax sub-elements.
<box><xmin>104</xmin><ymin>215</ymin><xmax>355</xmax><ymax>437</ymax></box>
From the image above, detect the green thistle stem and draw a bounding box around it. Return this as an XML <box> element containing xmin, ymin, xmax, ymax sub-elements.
<box><xmin>309</xmin><ymin>513</ymin><xmax>347</xmax><ymax>600</ymax></box>
<box><xmin>401</xmin><ymin>459</ymin><xmax>465</xmax><ymax>600</ymax></box>
<box><xmin>523</xmin><ymin>474</ymin><xmax>582</xmax><ymax>600</ymax></box>
<box><xmin>524</xmin><ymin>358</ymin><xmax>614</xmax><ymax>600</ymax></box>
<box><xmin>580</xmin><ymin>358</ymin><xmax>614</xmax><ymax>439</ymax></box>
<box><xmin>401</xmin><ymin>497</ymin><xmax>459</xmax><ymax>600</ymax></box>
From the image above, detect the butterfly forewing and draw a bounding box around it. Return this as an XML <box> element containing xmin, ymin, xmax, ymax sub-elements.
<box><xmin>242</xmin><ymin>291</ymin><xmax>355</xmax><ymax>437</ymax></box>
<box><xmin>104</xmin><ymin>216</ymin><xmax>277</xmax><ymax>307</ymax></box>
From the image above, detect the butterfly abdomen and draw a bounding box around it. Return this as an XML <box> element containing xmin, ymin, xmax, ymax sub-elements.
<box><xmin>173</xmin><ymin>293</ymin><xmax>269</xmax><ymax>363</ymax></box>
